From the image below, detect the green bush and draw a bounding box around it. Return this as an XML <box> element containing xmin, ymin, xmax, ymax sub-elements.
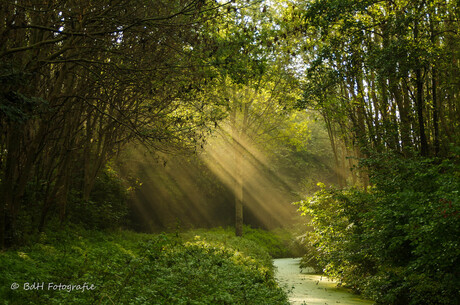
<box><xmin>68</xmin><ymin>166</ymin><xmax>129</xmax><ymax>230</ymax></box>
<box><xmin>296</xmin><ymin>155</ymin><xmax>460</xmax><ymax>304</ymax></box>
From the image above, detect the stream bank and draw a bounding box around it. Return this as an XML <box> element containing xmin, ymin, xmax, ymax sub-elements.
<box><xmin>273</xmin><ymin>258</ymin><xmax>374</xmax><ymax>305</ymax></box>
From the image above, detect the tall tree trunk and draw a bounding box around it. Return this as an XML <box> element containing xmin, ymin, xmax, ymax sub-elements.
<box><xmin>1</xmin><ymin>125</ymin><xmax>20</xmax><ymax>248</ymax></box>
<box><xmin>432</xmin><ymin>67</ymin><xmax>439</xmax><ymax>156</ymax></box>
<box><xmin>230</xmin><ymin>108</ymin><xmax>244</xmax><ymax>237</ymax></box>
<box><xmin>324</xmin><ymin>114</ymin><xmax>344</xmax><ymax>186</ymax></box>
<box><xmin>390</xmin><ymin>76</ymin><xmax>411</xmax><ymax>153</ymax></box>
<box><xmin>414</xmin><ymin>19</ymin><xmax>429</xmax><ymax>156</ymax></box>
<box><xmin>416</xmin><ymin>67</ymin><xmax>428</xmax><ymax>156</ymax></box>
<box><xmin>234</xmin><ymin>146</ymin><xmax>244</xmax><ymax>237</ymax></box>
<box><xmin>430</xmin><ymin>18</ymin><xmax>440</xmax><ymax>156</ymax></box>
<box><xmin>369</xmin><ymin>72</ymin><xmax>382</xmax><ymax>150</ymax></box>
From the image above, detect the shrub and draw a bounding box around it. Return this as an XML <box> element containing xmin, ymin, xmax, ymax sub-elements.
<box><xmin>296</xmin><ymin>155</ymin><xmax>460</xmax><ymax>304</ymax></box>
<box><xmin>68</xmin><ymin>166</ymin><xmax>129</xmax><ymax>230</ymax></box>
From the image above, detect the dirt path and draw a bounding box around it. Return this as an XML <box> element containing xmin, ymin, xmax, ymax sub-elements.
<box><xmin>273</xmin><ymin>258</ymin><xmax>374</xmax><ymax>305</ymax></box>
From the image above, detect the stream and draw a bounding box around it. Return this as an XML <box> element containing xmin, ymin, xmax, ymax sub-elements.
<box><xmin>273</xmin><ymin>258</ymin><xmax>374</xmax><ymax>305</ymax></box>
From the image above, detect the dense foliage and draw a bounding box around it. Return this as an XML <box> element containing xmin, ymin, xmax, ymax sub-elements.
<box><xmin>297</xmin><ymin>153</ymin><xmax>460</xmax><ymax>304</ymax></box>
<box><xmin>290</xmin><ymin>1</ymin><xmax>460</xmax><ymax>302</ymax></box>
<box><xmin>0</xmin><ymin>0</ymin><xmax>309</xmax><ymax>245</ymax></box>
<box><xmin>289</xmin><ymin>0</ymin><xmax>460</xmax><ymax>184</ymax></box>
<box><xmin>0</xmin><ymin>0</ymin><xmax>233</xmax><ymax>247</ymax></box>
<box><xmin>2</xmin><ymin>1</ymin><xmax>459</xmax><ymax>303</ymax></box>
<box><xmin>0</xmin><ymin>226</ymin><xmax>290</xmax><ymax>304</ymax></box>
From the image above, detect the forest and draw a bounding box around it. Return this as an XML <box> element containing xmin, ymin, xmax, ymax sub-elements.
<box><xmin>0</xmin><ymin>0</ymin><xmax>459</xmax><ymax>304</ymax></box>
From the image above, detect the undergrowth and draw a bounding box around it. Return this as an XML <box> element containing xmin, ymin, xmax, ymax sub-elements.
<box><xmin>0</xmin><ymin>225</ymin><xmax>289</xmax><ymax>304</ymax></box>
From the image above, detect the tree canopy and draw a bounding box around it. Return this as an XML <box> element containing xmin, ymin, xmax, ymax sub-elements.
<box><xmin>0</xmin><ymin>0</ymin><xmax>231</xmax><ymax>246</ymax></box>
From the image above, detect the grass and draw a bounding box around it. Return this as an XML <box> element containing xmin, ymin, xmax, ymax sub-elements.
<box><xmin>1</xmin><ymin>225</ymin><xmax>291</xmax><ymax>304</ymax></box>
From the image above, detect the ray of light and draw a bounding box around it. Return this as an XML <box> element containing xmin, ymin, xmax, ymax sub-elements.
<box><xmin>201</xmin><ymin>125</ymin><xmax>300</xmax><ymax>229</ymax></box>
<box><xmin>117</xmin><ymin>117</ymin><xmax>335</xmax><ymax>230</ymax></box>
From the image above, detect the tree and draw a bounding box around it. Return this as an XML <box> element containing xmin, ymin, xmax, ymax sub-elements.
<box><xmin>0</xmin><ymin>0</ymin><xmax>229</xmax><ymax>247</ymax></box>
<box><xmin>209</xmin><ymin>60</ymin><xmax>300</xmax><ymax>235</ymax></box>
<box><xmin>291</xmin><ymin>0</ymin><xmax>459</xmax><ymax>186</ymax></box>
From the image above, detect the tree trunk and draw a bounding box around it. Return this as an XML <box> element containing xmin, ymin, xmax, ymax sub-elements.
<box><xmin>1</xmin><ymin>123</ymin><xmax>22</xmax><ymax>248</ymax></box>
<box><xmin>414</xmin><ymin>20</ymin><xmax>429</xmax><ymax>156</ymax></box>
<box><xmin>324</xmin><ymin>114</ymin><xmax>344</xmax><ymax>186</ymax></box>
<box><xmin>230</xmin><ymin>108</ymin><xmax>244</xmax><ymax>237</ymax></box>
<box><xmin>234</xmin><ymin>147</ymin><xmax>244</xmax><ymax>237</ymax></box>
<box><xmin>430</xmin><ymin>18</ymin><xmax>440</xmax><ymax>156</ymax></box>
<box><xmin>390</xmin><ymin>75</ymin><xmax>411</xmax><ymax>153</ymax></box>
<box><xmin>416</xmin><ymin>67</ymin><xmax>428</xmax><ymax>156</ymax></box>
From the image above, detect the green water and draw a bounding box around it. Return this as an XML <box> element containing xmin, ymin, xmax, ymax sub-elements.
<box><xmin>273</xmin><ymin>258</ymin><xmax>374</xmax><ymax>305</ymax></box>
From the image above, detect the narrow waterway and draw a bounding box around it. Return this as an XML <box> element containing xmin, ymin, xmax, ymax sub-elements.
<box><xmin>273</xmin><ymin>258</ymin><xmax>374</xmax><ymax>305</ymax></box>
